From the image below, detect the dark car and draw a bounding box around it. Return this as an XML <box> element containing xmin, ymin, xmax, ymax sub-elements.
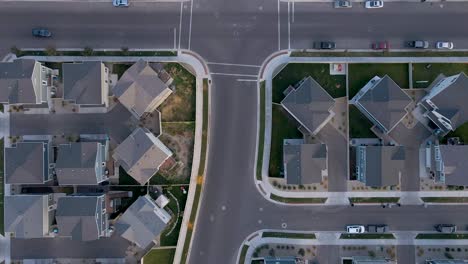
<box><xmin>368</xmin><ymin>225</ymin><xmax>389</xmax><ymax>233</ymax></box>
<box><xmin>372</xmin><ymin>41</ymin><xmax>389</xmax><ymax>50</ymax></box>
<box><xmin>408</xmin><ymin>40</ymin><xmax>429</xmax><ymax>49</ymax></box>
<box><xmin>435</xmin><ymin>224</ymin><xmax>457</xmax><ymax>233</ymax></box>
<box><xmin>32</xmin><ymin>28</ymin><xmax>52</xmax><ymax>38</ymax></box>
<box><xmin>314</xmin><ymin>41</ymin><xmax>336</xmax><ymax>50</ymax></box>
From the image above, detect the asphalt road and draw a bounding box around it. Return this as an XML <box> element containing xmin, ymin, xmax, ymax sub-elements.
<box><xmin>2</xmin><ymin>1</ymin><xmax>468</xmax><ymax>263</ymax></box>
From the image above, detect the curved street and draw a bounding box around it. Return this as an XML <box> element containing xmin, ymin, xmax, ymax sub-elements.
<box><xmin>2</xmin><ymin>1</ymin><xmax>468</xmax><ymax>263</ymax></box>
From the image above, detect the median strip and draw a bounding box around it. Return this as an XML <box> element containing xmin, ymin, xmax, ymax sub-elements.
<box><xmin>349</xmin><ymin>197</ymin><xmax>400</xmax><ymax>204</ymax></box>
<box><xmin>256</xmin><ymin>81</ymin><xmax>266</xmax><ymax>181</ymax></box>
<box><xmin>269</xmin><ymin>193</ymin><xmax>327</xmax><ymax>204</ymax></box>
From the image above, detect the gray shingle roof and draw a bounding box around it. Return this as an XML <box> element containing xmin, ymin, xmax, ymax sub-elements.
<box><xmin>63</xmin><ymin>61</ymin><xmax>105</xmax><ymax>105</ymax></box>
<box><xmin>0</xmin><ymin>59</ymin><xmax>38</xmax><ymax>104</ymax></box>
<box><xmin>5</xmin><ymin>142</ymin><xmax>47</xmax><ymax>184</ymax></box>
<box><xmin>112</xmin><ymin>128</ymin><xmax>172</xmax><ymax>185</ymax></box>
<box><xmin>359</xmin><ymin>145</ymin><xmax>405</xmax><ymax>187</ymax></box>
<box><xmin>281</xmin><ymin>77</ymin><xmax>335</xmax><ymax>135</ymax></box>
<box><xmin>113</xmin><ymin>60</ymin><xmax>172</xmax><ymax>118</ymax></box>
<box><xmin>5</xmin><ymin>195</ymin><xmax>48</xmax><ymax>238</ymax></box>
<box><xmin>56</xmin><ymin>196</ymin><xmax>105</xmax><ymax>241</ymax></box>
<box><xmin>55</xmin><ymin>142</ymin><xmax>101</xmax><ymax>185</ymax></box>
<box><xmin>283</xmin><ymin>143</ymin><xmax>327</xmax><ymax>185</ymax></box>
<box><xmin>356</xmin><ymin>75</ymin><xmax>412</xmax><ymax>132</ymax></box>
<box><xmin>439</xmin><ymin>145</ymin><xmax>468</xmax><ymax>186</ymax></box>
<box><xmin>115</xmin><ymin>195</ymin><xmax>171</xmax><ymax>249</ymax></box>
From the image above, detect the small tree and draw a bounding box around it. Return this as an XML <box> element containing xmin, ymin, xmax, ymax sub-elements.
<box><xmin>83</xmin><ymin>47</ymin><xmax>93</xmax><ymax>56</ymax></box>
<box><xmin>121</xmin><ymin>46</ymin><xmax>130</xmax><ymax>56</ymax></box>
<box><xmin>10</xmin><ymin>46</ymin><xmax>22</xmax><ymax>56</ymax></box>
<box><xmin>368</xmin><ymin>251</ymin><xmax>376</xmax><ymax>258</ymax></box>
<box><xmin>45</xmin><ymin>46</ymin><xmax>57</xmax><ymax>56</ymax></box>
<box><xmin>298</xmin><ymin>248</ymin><xmax>305</xmax><ymax>257</ymax></box>
<box><xmin>268</xmin><ymin>248</ymin><xmax>275</xmax><ymax>257</ymax></box>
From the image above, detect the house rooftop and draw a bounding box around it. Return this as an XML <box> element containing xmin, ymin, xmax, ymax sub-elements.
<box><xmin>439</xmin><ymin>144</ymin><xmax>468</xmax><ymax>186</ymax></box>
<box><xmin>283</xmin><ymin>142</ymin><xmax>327</xmax><ymax>185</ymax></box>
<box><xmin>113</xmin><ymin>128</ymin><xmax>172</xmax><ymax>185</ymax></box>
<box><xmin>354</xmin><ymin>75</ymin><xmax>412</xmax><ymax>133</ymax></box>
<box><xmin>357</xmin><ymin>145</ymin><xmax>405</xmax><ymax>187</ymax></box>
<box><xmin>115</xmin><ymin>195</ymin><xmax>171</xmax><ymax>249</ymax></box>
<box><xmin>0</xmin><ymin>59</ymin><xmax>39</xmax><ymax>104</ymax></box>
<box><xmin>5</xmin><ymin>141</ymin><xmax>49</xmax><ymax>184</ymax></box>
<box><xmin>63</xmin><ymin>61</ymin><xmax>105</xmax><ymax>105</ymax></box>
<box><xmin>5</xmin><ymin>195</ymin><xmax>49</xmax><ymax>238</ymax></box>
<box><xmin>281</xmin><ymin>76</ymin><xmax>335</xmax><ymax>135</ymax></box>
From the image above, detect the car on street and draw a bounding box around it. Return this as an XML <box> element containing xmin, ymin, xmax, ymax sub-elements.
<box><xmin>32</xmin><ymin>28</ymin><xmax>51</xmax><ymax>38</ymax></box>
<box><xmin>113</xmin><ymin>0</ymin><xmax>129</xmax><ymax>7</ymax></box>
<box><xmin>367</xmin><ymin>225</ymin><xmax>389</xmax><ymax>233</ymax></box>
<box><xmin>334</xmin><ymin>0</ymin><xmax>352</xmax><ymax>8</ymax></box>
<box><xmin>435</xmin><ymin>224</ymin><xmax>457</xmax><ymax>233</ymax></box>
<box><xmin>408</xmin><ymin>40</ymin><xmax>429</xmax><ymax>49</ymax></box>
<box><xmin>365</xmin><ymin>0</ymin><xmax>384</xmax><ymax>8</ymax></box>
<box><xmin>372</xmin><ymin>41</ymin><xmax>389</xmax><ymax>50</ymax></box>
<box><xmin>346</xmin><ymin>225</ymin><xmax>366</xmax><ymax>234</ymax></box>
<box><xmin>436</xmin><ymin>41</ymin><xmax>454</xmax><ymax>50</ymax></box>
<box><xmin>314</xmin><ymin>41</ymin><xmax>336</xmax><ymax>50</ymax></box>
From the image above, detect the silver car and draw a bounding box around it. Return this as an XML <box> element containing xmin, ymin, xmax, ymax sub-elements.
<box><xmin>334</xmin><ymin>0</ymin><xmax>352</xmax><ymax>8</ymax></box>
<box><xmin>113</xmin><ymin>0</ymin><xmax>129</xmax><ymax>7</ymax></box>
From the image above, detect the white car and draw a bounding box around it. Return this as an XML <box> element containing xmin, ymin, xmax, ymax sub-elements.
<box><xmin>346</xmin><ymin>225</ymin><xmax>366</xmax><ymax>234</ymax></box>
<box><xmin>365</xmin><ymin>0</ymin><xmax>384</xmax><ymax>8</ymax></box>
<box><xmin>436</xmin><ymin>41</ymin><xmax>454</xmax><ymax>50</ymax></box>
<box><xmin>113</xmin><ymin>0</ymin><xmax>129</xmax><ymax>7</ymax></box>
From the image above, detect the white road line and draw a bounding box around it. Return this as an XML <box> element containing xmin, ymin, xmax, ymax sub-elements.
<box><xmin>211</xmin><ymin>72</ymin><xmax>258</xmax><ymax>78</ymax></box>
<box><xmin>288</xmin><ymin>1</ymin><xmax>291</xmax><ymax>50</ymax></box>
<box><xmin>277</xmin><ymin>0</ymin><xmax>281</xmax><ymax>51</ymax></box>
<box><xmin>207</xmin><ymin>62</ymin><xmax>261</xmax><ymax>68</ymax></box>
<box><xmin>178</xmin><ymin>2</ymin><xmax>184</xmax><ymax>50</ymax></box>
<box><xmin>236</xmin><ymin>79</ymin><xmax>258</xmax><ymax>82</ymax></box>
<box><xmin>292</xmin><ymin>0</ymin><xmax>295</xmax><ymax>23</ymax></box>
<box><xmin>173</xmin><ymin>28</ymin><xmax>177</xmax><ymax>50</ymax></box>
<box><xmin>188</xmin><ymin>0</ymin><xmax>194</xmax><ymax>50</ymax></box>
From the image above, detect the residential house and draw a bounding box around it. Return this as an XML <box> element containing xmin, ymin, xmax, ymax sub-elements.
<box><xmin>112</xmin><ymin>127</ymin><xmax>173</xmax><ymax>185</ymax></box>
<box><xmin>352</xmin><ymin>256</ymin><xmax>394</xmax><ymax>264</ymax></box>
<box><xmin>428</xmin><ymin>144</ymin><xmax>468</xmax><ymax>186</ymax></box>
<box><xmin>5</xmin><ymin>194</ymin><xmax>59</xmax><ymax>238</ymax></box>
<box><xmin>418</xmin><ymin>73</ymin><xmax>468</xmax><ymax>135</ymax></box>
<box><xmin>262</xmin><ymin>257</ymin><xmax>304</xmax><ymax>264</ymax></box>
<box><xmin>281</xmin><ymin>76</ymin><xmax>335</xmax><ymax>136</ymax></box>
<box><xmin>355</xmin><ymin>145</ymin><xmax>405</xmax><ymax>187</ymax></box>
<box><xmin>55</xmin><ymin>141</ymin><xmax>109</xmax><ymax>185</ymax></box>
<box><xmin>62</xmin><ymin>61</ymin><xmax>110</xmax><ymax>107</ymax></box>
<box><xmin>55</xmin><ymin>195</ymin><xmax>109</xmax><ymax>241</ymax></box>
<box><xmin>113</xmin><ymin>60</ymin><xmax>173</xmax><ymax>119</ymax></box>
<box><xmin>5</xmin><ymin>141</ymin><xmax>53</xmax><ymax>184</ymax></box>
<box><xmin>426</xmin><ymin>260</ymin><xmax>468</xmax><ymax>264</ymax></box>
<box><xmin>283</xmin><ymin>141</ymin><xmax>327</xmax><ymax>185</ymax></box>
<box><xmin>351</xmin><ymin>75</ymin><xmax>412</xmax><ymax>134</ymax></box>
<box><xmin>0</xmin><ymin>59</ymin><xmax>53</xmax><ymax>105</ymax></box>
<box><xmin>115</xmin><ymin>195</ymin><xmax>171</xmax><ymax>249</ymax></box>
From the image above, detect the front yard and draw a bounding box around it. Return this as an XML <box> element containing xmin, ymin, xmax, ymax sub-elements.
<box><xmin>348</xmin><ymin>63</ymin><xmax>409</xmax><ymax>98</ymax></box>
<box><xmin>143</xmin><ymin>248</ymin><xmax>176</xmax><ymax>264</ymax></box>
<box><xmin>348</xmin><ymin>105</ymin><xmax>376</xmax><ymax>138</ymax></box>
<box><xmin>272</xmin><ymin>63</ymin><xmax>346</xmax><ymax>103</ymax></box>
<box><xmin>412</xmin><ymin>63</ymin><xmax>468</xmax><ymax>88</ymax></box>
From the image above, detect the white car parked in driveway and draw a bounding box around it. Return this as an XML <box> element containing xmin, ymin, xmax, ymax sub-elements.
<box><xmin>436</xmin><ymin>41</ymin><xmax>454</xmax><ymax>50</ymax></box>
<box><xmin>113</xmin><ymin>0</ymin><xmax>129</xmax><ymax>7</ymax></box>
<box><xmin>365</xmin><ymin>0</ymin><xmax>384</xmax><ymax>8</ymax></box>
<box><xmin>346</xmin><ymin>225</ymin><xmax>366</xmax><ymax>233</ymax></box>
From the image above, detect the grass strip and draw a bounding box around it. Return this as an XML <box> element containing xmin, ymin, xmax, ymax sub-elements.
<box><xmin>262</xmin><ymin>232</ymin><xmax>316</xmax><ymax>239</ymax></box>
<box><xmin>16</xmin><ymin>49</ymin><xmax>177</xmax><ymax>57</ymax></box>
<box><xmin>291</xmin><ymin>51</ymin><xmax>468</xmax><ymax>57</ymax></box>
<box><xmin>340</xmin><ymin>234</ymin><xmax>395</xmax><ymax>239</ymax></box>
<box><xmin>349</xmin><ymin>197</ymin><xmax>400</xmax><ymax>204</ymax></box>
<box><xmin>143</xmin><ymin>248</ymin><xmax>176</xmax><ymax>264</ymax></box>
<box><xmin>270</xmin><ymin>193</ymin><xmax>326</xmax><ymax>204</ymax></box>
<box><xmin>256</xmin><ymin>81</ymin><xmax>266</xmax><ymax>181</ymax></box>
<box><xmin>421</xmin><ymin>197</ymin><xmax>468</xmax><ymax>203</ymax></box>
<box><xmin>416</xmin><ymin>234</ymin><xmax>468</xmax><ymax>239</ymax></box>
<box><xmin>238</xmin><ymin>244</ymin><xmax>249</xmax><ymax>264</ymax></box>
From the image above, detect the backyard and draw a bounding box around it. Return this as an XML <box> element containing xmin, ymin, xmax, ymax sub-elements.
<box><xmin>272</xmin><ymin>63</ymin><xmax>346</xmax><ymax>103</ymax></box>
<box><xmin>269</xmin><ymin>105</ymin><xmax>302</xmax><ymax>178</ymax></box>
<box><xmin>160</xmin><ymin>185</ymin><xmax>189</xmax><ymax>246</ymax></box>
<box><xmin>348</xmin><ymin>105</ymin><xmax>376</xmax><ymax>138</ymax></box>
<box><xmin>412</xmin><ymin>63</ymin><xmax>468</xmax><ymax>88</ymax></box>
<box><xmin>143</xmin><ymin>248</ymin><xmax>176</xmax><ymax>264</ymax></box>
<box><xmin>348</xmin><ymin>63</ymin><xmax>409</xmax><ymax>98</ymax></box>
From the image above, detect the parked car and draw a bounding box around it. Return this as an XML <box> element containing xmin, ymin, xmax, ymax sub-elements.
<box><xmin>365</xmin><ymin>0</ymin><xmax>384</xmax><ymax>8</ymax></box>
<box><xmin>314</xmin><ymin>41</ymin><xmax>336</xmax><ymax>50</ymax></box>
<box><xmin>435</xmin><ymin>224</ymin><xmax>457</xmax><ymax>233</ymax></box>
<box><xmin>408</xmin><ymin>40</ymin><xmax>429</xmax><ymax>49</ymax></box>
<box><xmin>436</xmin><ymin>41</ymin><xmax>454</xmax><ymax>50</ymax></box>
<box><xmin>334</xmin><ymin>0</ymin><xmax>352</xmax><ymax>8</ymax></box>
<box><xmin>372</xmin><ymin>41</ymin><xmax>389</xmax><ymax>50</ymax></box>
<box><xmin>346</xmin><ymin>225</ymin><xmax>366</xmax><ymax>234</ymax></box>
<box><xmin>367</xmin><ymin>225</ymin><xmax>389</xmax><ymax>233</ymax></box>
<box><xmin>113</xmin><ymin>0</ymin><xmax>129</xmax><ymax>7</ymax></box>
<box><xmin>32</xmin><ymin>28</ymin><xmax>51</xmax><ymax>38</ymax></box>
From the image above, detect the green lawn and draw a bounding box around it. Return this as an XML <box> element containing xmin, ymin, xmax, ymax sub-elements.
<box><xmin>272</xmin><ymin>63</ymin><xmax>346</xmax><ymax>103</ymax></box>
<box><xmin>256</xmin><ymin>82</ymin><xmax>266</xmax><ymax>181</ymax></box>
<box><xmin>421</xmin><ymin>197</ymin><xmax>468</xmax><ymax>203</ymax></box>
<box><xmin>416</xmin><ymin>234</ymin><xmax>468</xmax><ymax>239</ymax></box>
<box><xmin>443</xmin><ymin>122</ymin><xmax>468</xmax><ymax>144</ymax></box>
<box><xmin>270</xmin><ymin>193</ymin><xmax>327</xmax><ymax>204</ymax></box>
<box><xmin>340</xmin><ymin>234</ymin><xmax>395</xmax><ymax>239</ymax></box>
<box><xmin>269</xmin><ymin>105</ymin><xmax>302</xmax><ymax>178</ymax></box>
<box><xmin>291</xmin><ymin>51</ymin><xmax>468</xmax><ymax>57</ymax></box>
<box><xmin>159</xmin><ymin>63</ymin><xmax>196</xmax><ymax>122</ymax></box>
<box><xmin>412</xmin><ymin>63</ymin><xmax>468</xmax><ymax>88</ymax></box>
<box><xmin>348</xmin><ymin>105</ymin><xmax>376</xmax><ymax>138</ymax></box>
<box><xmin>160</xmin><ymin>185</ymin><xmax>189</xmax><ymax>246</ymax></box>
<box><xmin>118</xmin><ymin>166</ymin><xmax>140</xmax><ymax>185</ymax></box>
<box><xmin>238</xmin><ymin>245</ymin><xmax>249</xmax><ymax>264</ymax></box>
<box><xmin>112</xmin><ymin>63</ymin><xmax>132</xmax><ymax>78</ymax></box>
<box><xmin>349</xmin><ymin>197</ymin><xmax>400</xmax><ymax>204</ymax></box>
<box><xmin>348</xmin><ymin>63</ymin><xmax>409</xmax><ymax>99</ymax></box>
<box><xmin>18</xmin><ymin>49</ymin><xmax>177</xmax><ymax>57</ymax></box>
<box><xmin>143</xmin><ymin>248</ymin><xmax>176</xmax><ymax>264</ymax></box>
<box><xmin>262</xmin><ymin>232</ymin><xmax>316</xmax><ymax>239</ymax></box>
